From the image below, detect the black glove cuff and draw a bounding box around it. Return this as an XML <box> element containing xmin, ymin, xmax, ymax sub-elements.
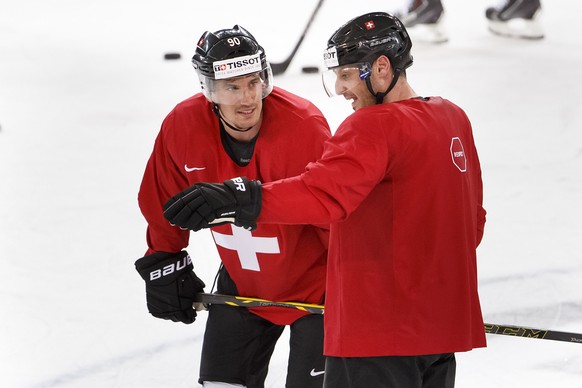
<box><xmin>223</xmin><ymin>177</ymin><xmax>262</xmax><ymax>229</ymax></box>
<box><xmin>135</xmin><ymin>251</ymin><xmax>193</xmax><ymax>285</ymax></box>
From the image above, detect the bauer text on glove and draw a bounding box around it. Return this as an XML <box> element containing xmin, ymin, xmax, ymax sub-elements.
<box><xmin>135</xmin><ymin>251</ymin><xmax>205</xmax><ymax>324</ymax></box>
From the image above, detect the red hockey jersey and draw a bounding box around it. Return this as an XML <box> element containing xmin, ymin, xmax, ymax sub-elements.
<box><xmin>139</xmin><ymin>87</ymin><xmax>331</xmax><ymax>325</ymax></box>
<box><xmin>260</xmin><ymin>97</ymin><xmax>487</xmax><ymax>355</ymax></box>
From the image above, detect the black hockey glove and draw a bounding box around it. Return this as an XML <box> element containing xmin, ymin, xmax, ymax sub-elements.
<box><xmin>163</xmin><ymin>176</ymin><xmax>261</xmax><ymax>232</ymax></box>
<box><xmin>135</xmin><ymin>251</ymin><xmax>205</xmax><ymax>324</ymax></box>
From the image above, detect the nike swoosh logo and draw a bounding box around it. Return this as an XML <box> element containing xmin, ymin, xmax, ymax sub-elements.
<box><xmin>184</xmin><ymin>164</ymin><xmax>206</xmax><ymax>172</ymax></box>
<box><xmin>310</xmin><ymin>369</ymin><xmax>325</xmax><ymax>377</ymax></box>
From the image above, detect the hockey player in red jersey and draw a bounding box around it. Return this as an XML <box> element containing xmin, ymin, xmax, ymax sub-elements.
<box><xmin>135</xmin><ymin>25</ymin><xmax>330</xmax><ymax>388</ymax></box>
<box><xmin>163</xmin><ymin>12</ymin><xmax>487</xmax><ymax>388</ymax></box>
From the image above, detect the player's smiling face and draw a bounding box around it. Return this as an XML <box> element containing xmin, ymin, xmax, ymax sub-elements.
<box><xmin>339</xmin><ymin>77</ymin><xmax>376</xmax><ymax>111</ymax></box>
<box><xmin>213</xmin><ymin>73</ymin><xmax>264</xmax><ymax>129</ymax></box>
<box><xmin>323</xmin><ymin>64</ymin><xmax>376</xmax><ymax>110</ymax></box>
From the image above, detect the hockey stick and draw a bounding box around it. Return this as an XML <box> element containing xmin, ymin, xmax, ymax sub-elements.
<box><xmin>269</xmin><ymin>0</ymin><xmax>325</xmax><ymax>76</ymax></box>
<box><xmin>194</xmin><ymin>293</ymin><xmax>582</xmax><ymax>344</ymax></box>
<box><xmin>484</xmin><ymin>323</ymin><xmax>582</xmax><ymax>344</ymax></box>
<box><xmin>193</xmin><ymin>292</ymin><xmax>324</xmax><ymax>314</ymax></box>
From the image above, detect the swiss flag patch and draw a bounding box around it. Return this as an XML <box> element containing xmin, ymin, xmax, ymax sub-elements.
<box><xmin>365</xmin><ymin>20</ymin><xmax>375</xmax><ymax>30</ymax></box>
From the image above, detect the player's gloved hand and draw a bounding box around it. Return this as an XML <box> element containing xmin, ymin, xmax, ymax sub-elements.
<box><xmin>135</xmin><ymin>251</ymin><xmax>205</xmax><ymax>324</ymax></box>
<box><xmin>163</xmin><ymin>176</ymin><xmax>261</xmax><ymax>232</ymax></box>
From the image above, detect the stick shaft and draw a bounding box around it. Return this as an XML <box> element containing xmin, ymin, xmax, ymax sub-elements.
<box><xmin>195</xmin><ymin>293</ymin><xmax>582</xmax><ymax>344</ymax></box>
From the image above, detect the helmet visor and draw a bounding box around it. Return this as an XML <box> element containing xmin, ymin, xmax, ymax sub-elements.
<box><xmin>199</xmin><ymin>66</ymin><xmax>273</xmax><ymax>105</ymax></box>
<box><xmin>321</xmin><ymin>62</ymin><xmax>372</xmax><ymax>97</ymax></box>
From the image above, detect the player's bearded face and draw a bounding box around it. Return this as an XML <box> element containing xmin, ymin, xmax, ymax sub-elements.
<box><xmin>212</xmin><ymin>73</ymin><xmax>264</xmax><ymax>127</ymax></box>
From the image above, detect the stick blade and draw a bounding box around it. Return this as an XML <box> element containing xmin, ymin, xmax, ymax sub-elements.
<box><xmin>271</xmin><ymin>61</ymin><xmax>290</xmax><ymax>76</ymax></box>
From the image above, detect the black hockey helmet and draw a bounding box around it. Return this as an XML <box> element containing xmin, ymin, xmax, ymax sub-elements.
<box><xmin>192</xmin><ymin>25</ymin><xmax>273</xmax><ymax>103</ymax></box>
<box><xmin>323</xmin><ymin>12</ymin><xmax>413</xmax><ymax>72</ymax></box>
<box><xmin>322</xmin><ymin>12</ymin><xmax>413</xmax><ymax>103</ymax></box>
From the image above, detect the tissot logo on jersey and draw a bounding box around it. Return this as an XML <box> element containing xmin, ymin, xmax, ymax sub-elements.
<box><xmin>149</xmin><ymin>254</ymin><xmax>192</xmax><ymax>281</ymax></box>
<box><xmin>213</xmin><ymin>53</ymin><xmax>262</xmax><ymax>79</ymax></box>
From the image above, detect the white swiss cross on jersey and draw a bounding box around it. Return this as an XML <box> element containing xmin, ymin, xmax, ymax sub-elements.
<box><xmin>211</xmin><ymin>226</ymin><xmax>280</xmax><ymax>271</ymax></box>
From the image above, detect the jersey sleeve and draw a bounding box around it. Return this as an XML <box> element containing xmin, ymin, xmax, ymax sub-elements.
<box><xmin>260</xmin><ymin>113</ymin><xmax>389</xmax><ymax>224</ymax></box>
<box><xmin>138</xmin><ymin>112</ymin><xmax>190</xmax><ymax>254</ymax></box>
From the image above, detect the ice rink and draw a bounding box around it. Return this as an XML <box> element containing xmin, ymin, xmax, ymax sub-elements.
<box><xmin>1</xmin><ymin>0</ymin><xmax>582</xmax><ymax>386</ymax></box>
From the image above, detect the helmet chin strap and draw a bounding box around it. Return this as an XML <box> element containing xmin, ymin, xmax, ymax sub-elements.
<box><xmin>365</xmin><ymin>69</ymin><xmax>401</xmax><ymax>105</ymax></box>
<box><xmin>213</xmin><ymin>104</ymin><xmax>254</xmax><ymax>133</ymax></box>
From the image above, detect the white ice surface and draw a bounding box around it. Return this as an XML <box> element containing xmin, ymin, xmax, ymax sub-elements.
<box><xmin>1</xmin><ymin>0</ymin><xmax>581</xmax><ymax>386</ymax></box>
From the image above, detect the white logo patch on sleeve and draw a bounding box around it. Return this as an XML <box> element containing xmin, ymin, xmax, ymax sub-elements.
<box><xmin>450</xmin><ymin>137</ymin><xmax>467</xmax><ymax>172</ymax></box>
